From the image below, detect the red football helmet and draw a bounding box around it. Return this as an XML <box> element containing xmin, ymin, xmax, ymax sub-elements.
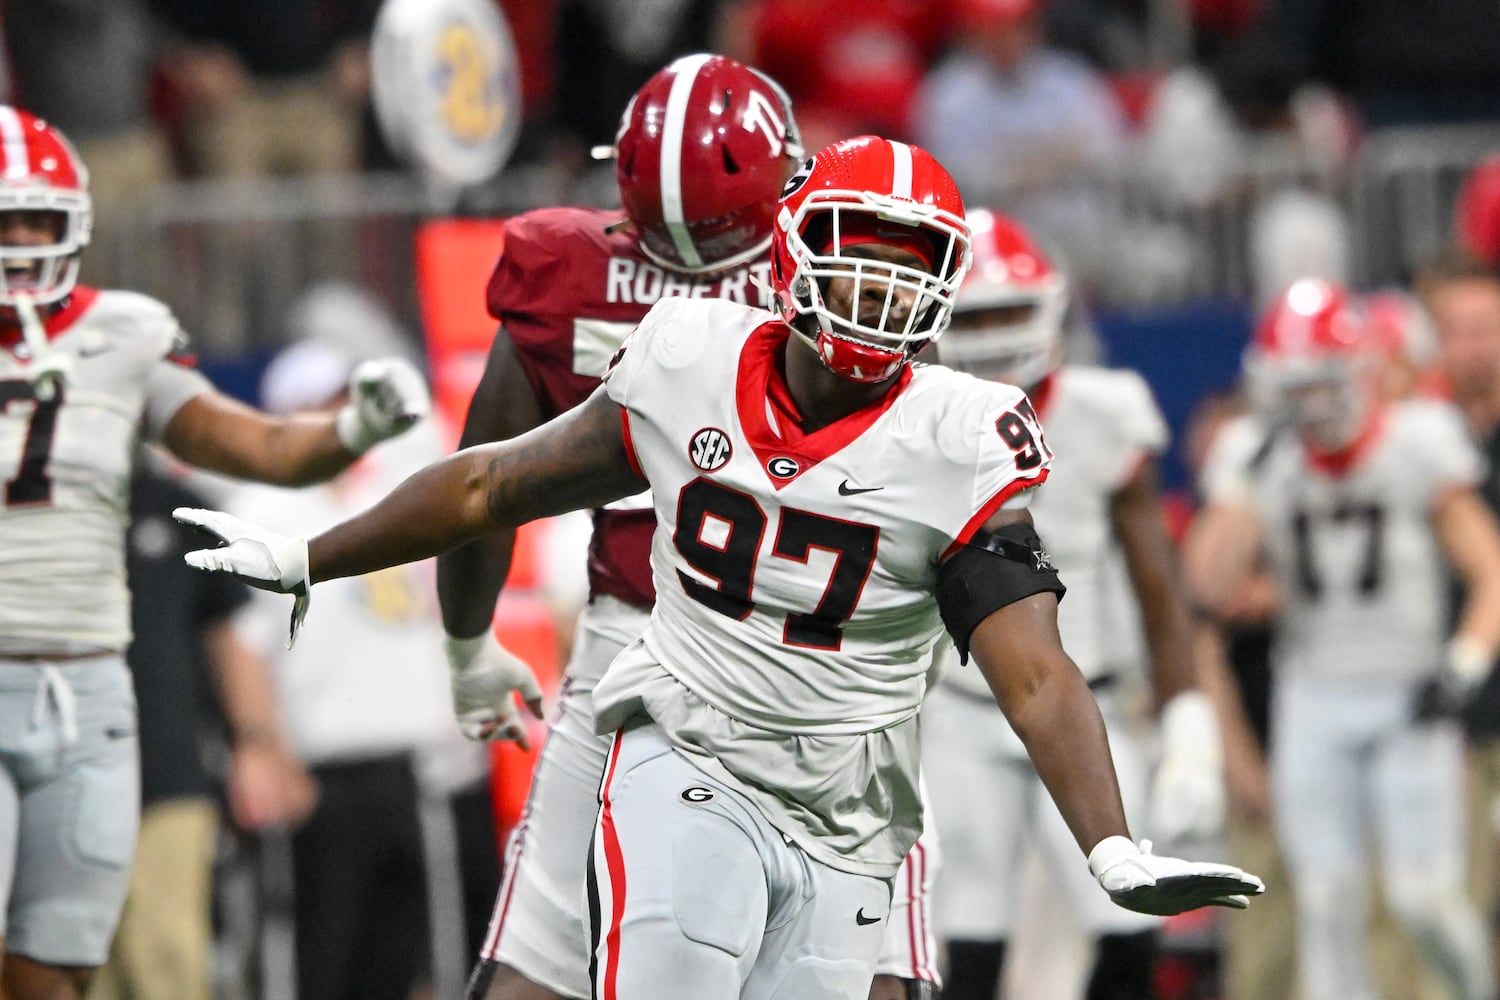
<box><xmin>0</xmin><ymin>107</ymin><xmax>91</xmax><ymax>307</ymax></box>
<box><xmin>771</xmin><ymin>136</ymin><xmax>972</xmax><ymax>383</ymax></box>
<box><xmin>942</xmin><ymin>209</ymin><xmax>1067</xmax><ymax>387</ymax></box>
<box><xmin>1245</xmin><ymin>278</ymin><xmax>1380</xmax><ymax>449</ymax></box>
<box><xmin>1457</xmin><ymin>154</ymin><xmax>1500</xmax><ymax>268</ymax></box>
<box><xmin>596</xmin><ymin>53</ymin><xmax>803</xmax><ymax>275</ymax></box>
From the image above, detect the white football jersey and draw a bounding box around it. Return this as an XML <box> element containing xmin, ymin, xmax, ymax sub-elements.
<box><xmin>1202</xmin><ymin>400</ymin><xmax>1480</xmax><ymax>682</ymax></box>
<box><xmin>0</xmin><ymin>289</ymin><xmax>211</xmax><ymax>653</ymax></box>
<box><xmin>591</xmin><ymin>297</ymin><xmax>1049</xmax><ymax>876</ymax></box>
<box><xmin>941</xmin><ymin>365</ymin><xmax>1168</xmax><ymax>701</ymax></box>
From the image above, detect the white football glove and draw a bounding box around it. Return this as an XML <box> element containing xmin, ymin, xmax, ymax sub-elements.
<box><xmin>1149</xmin><ymin>690</ymin><xmax>1226</xmax><ymax>844</ymax></box>
<box><xmin>1415</xmin><ymin>634</ymin><xmax>1495</xmax><ymax>721</ymax></box>
<box><xmin>1442</xmin><ymin>634</ymin><xmax>1492</xmax><ymax>704</ymax></box>
<box><xmin>1089</xmin><ymin>835</ymin><xmax>1263</xmax><ymax>916</ymax></box>
<box><xmin>175</xmin><ymin>507</ymin><xmax>311</xmax><ymax>647</ymax></box>
<box><xmin>335</xmin><ymin>358</ymin><xmax>431</xmax><ymax>455</ymax></box>
<box><xmin>444</xmin><ymin>632</ymin><xmax>545</xmax><ymax>748</ymax></box>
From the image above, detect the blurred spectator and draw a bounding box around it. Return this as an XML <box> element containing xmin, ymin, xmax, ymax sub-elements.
<box><xmin>913</xmin><ymin>0</ymin><xmax>1127</xmax><ymax>291</ymax></box>
<box><xmin>5</xmin><ymin>0</ymin><xmax>177</xmax><ymax>291</ymax></box>
<box><xmin>89</xmin><ymin>457</ymin><xmax>315</xmax><ymax>1000</ymax></box>
<box><xmin>915</xmin><ymin>0</ymin><xmax>1125</xmax><ymax>198</ymax></box>
<box><xmin>1139</xmin><ymin>35</ymin><xmax>1356</xmax><ymax>311</ymax></box>
<box><xmin>1141</xmin><ymin>36</ymin><xmax>1356</xmax><ymax>210</ymax></box>
<box><xmin>1252</xmin><ymin>0</ymin><xmax>1500</xmax><ymax>128</ymax></box>
<box><xmin>744</xmin><ymin>0</ymin><xmax>948</xmax><ymax>152</ymax></box>
<box><xmin>229</xmin><ymin>309</ymin><xmax>495</xmax><ymax>1000</ymax></box>
<box><xmin>149</xmin><ymin>0</ymin><xmax>381</xmax><ymax>347</ymax></box>
<box><xmin>152</xmin><ymin>0</ymin><xmax>378</xmax><ymax>179</ymax></box>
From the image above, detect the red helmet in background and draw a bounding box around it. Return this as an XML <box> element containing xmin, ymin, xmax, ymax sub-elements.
<box><xmin>942</xmin><ymin>208</ymin><xmax>1067</xmax><ymax>387</ymax></box>
<box><xmin>771</xmin><ymin>135</ymin><xmax>972</xmax><ymax>383</ymax></box>
<box><xmin>1245</xmin><ymin>277</ymin><xmax>1379</xmax><ymax>449</ymax></box>
<box><xmin>598</xmin><ymin>53</ymin><xmax>803</xmax><ymax>275</ymax></box>
<box><xmin>0</xmin><ymin>107</ymin><xmax>91</xmax><ymax>307</ymax></box>
<box><xmin>1456</xmin><ymin>154</ymin><xmax>1500</xmax><ymax>269</ymax></box>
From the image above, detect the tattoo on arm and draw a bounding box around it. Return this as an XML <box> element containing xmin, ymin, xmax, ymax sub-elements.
<box><xmin>481</xmin><ymin>388</ymin><xmax>645</xmax><ymax>527</ymax></box>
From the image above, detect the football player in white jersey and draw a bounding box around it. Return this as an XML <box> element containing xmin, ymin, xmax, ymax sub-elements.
<box><xmin>924</xmin><ymin>209</ymin><xmax>1223</xmax><ymax>1000</ymax></box>
<box><xmin>433</xmin><ymin>56</ymin><xmax>944</xmax><ymax>1000</ymax></box>
<box><xmin>179</xmin><ymin>135</ymin><xmax>1263</xmax><ymax>1000</ymax></box>
<box><xmin>0</xmin><ymin>107</ymin><xmax>429</xmax><ymax>1000</ymax></box>
<box><xmin>1186</xmin><ymin>277</ymin><xmax>1500</xmax><ymax>1000</ymax></box>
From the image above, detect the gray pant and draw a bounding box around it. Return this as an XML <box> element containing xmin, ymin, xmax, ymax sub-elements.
<box><xmin>0</xmin><ymin>654</ymin><xmax>138</xmax><ymax>966</ymax></box>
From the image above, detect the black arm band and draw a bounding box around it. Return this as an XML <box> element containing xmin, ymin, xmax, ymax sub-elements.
<box><xmin>905</xmin><ymin>979</ymin><xmax>940</xmax><ymax>1000</ymax></box>
<box><xmin>936</xmin><ymin>522</ymin><xmax>1066</xmax><ymax>663</ymax></box>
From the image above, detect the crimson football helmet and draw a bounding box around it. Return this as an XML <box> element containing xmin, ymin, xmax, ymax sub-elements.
<box><xmin>771</xmin><ymin>136</ymin><xmax>972</xmax><ymax>383</ymax></box>
<box><xmin>0</xmin><ymin>107</ymin><xmax>91</xmax><ymax>307</ymax></box>
<box><xmin>1245</xmin><ymin>278</ymin><xmax>1380</xmax><ymax>450</ymax></box>
<box><xmin>941</xmin><ymin>209</ymin><xmax>1067</xmax><ymax>387</ymax></box>
<box><xmin>596</xmin><ymin>53</ymin><xmax>803</xmax><ymax>275</ymax></box>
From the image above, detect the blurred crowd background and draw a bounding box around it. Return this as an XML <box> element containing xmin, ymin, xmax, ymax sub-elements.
<box><xmin>9</xmin><ymin>0</ymin><xmax>1500</xmax><ymax>487</ymax></box>
<box><xmin>9</xmin><ymin>1</ymin><xmax>1500</xmax><ymax>998</ymax></box>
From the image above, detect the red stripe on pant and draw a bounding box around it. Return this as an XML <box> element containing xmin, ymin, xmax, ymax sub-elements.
<box><xmin>907</xmin><ymin>839</ymin><xmax>936</xmax><ymax>981</ymax></box>
<box><xmin>598</xmin><ymin>733</ymin><xmax>627</xmax><ymax>999</ymax></box>
<box><xmin>479</xmin><ymin>816</ymin><xmax>529</xmax><ymax>960</ymax></box>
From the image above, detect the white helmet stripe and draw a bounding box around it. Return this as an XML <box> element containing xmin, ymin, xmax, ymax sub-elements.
<box><xmin>889</xmin><ymin>141</ymin><xmax>914</xmax><ymax>200</ymax></box>
<box><xmin>660</xmin><ymin>53</ymin><xmax>711</xmax><ymax>269</ymax></box>
<box><xmin>0</xmin><ymin>108</ymin><xmax>29</xmax><ymax>179</ymax></box>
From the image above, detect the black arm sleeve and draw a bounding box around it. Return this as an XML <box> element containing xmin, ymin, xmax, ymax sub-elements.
<box><xmin>936</xmin><ymin>521</ymin><xmax>1066</xmax><ymax>663</ymax></box>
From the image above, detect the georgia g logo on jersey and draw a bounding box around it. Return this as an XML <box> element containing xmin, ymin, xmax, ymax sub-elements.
<box><xmin>689</xmin><ymin>427</ymin><xmax>732</xmax><ymax>472</ymax></box>
<box><xmin>767</xmin><ymin>455</ymin><xmax>800</xmax><ymax>479</ymax></box>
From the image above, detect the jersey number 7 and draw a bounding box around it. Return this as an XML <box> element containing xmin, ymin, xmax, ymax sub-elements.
<box><xmin>0</xmin><ymin>380</ymin><xmax>61</xmax><ymax>506</ymax></box>
<box><xmin>673</xmin><ymin>477</ymin><xmax>878</xmax><ymax>651</ymax></box>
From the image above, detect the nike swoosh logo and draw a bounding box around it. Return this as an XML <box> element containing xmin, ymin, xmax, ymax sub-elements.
<box><xmin>838</xmin><ymin>480</ymin><xmax>883</xmax><ymax>496</ymax></box>
<box><xmin>77</xmin><ymin>344</ymin><xmax>113</xmax><ymax>358</ymax></box>
<box><xmin>855</xmin><ymin>908</ymin><xmax>883</xmax><ymax>926</ymax></box>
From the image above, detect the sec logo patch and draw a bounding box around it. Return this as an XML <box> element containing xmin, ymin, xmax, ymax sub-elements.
<box><xmin>689</xmin><ymin>428</ymin><xmax>732</xmax><ymax>471</ymax></box>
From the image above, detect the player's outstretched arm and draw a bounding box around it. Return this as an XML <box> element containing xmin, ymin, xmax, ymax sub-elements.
<box><xmin>322</xmin><ymin>386</ymin><xmax>641</xmax><ymax>581</ymax></box>
<box><xmin>177</xmin><ymin>388</ymin><xmax>643</xmax><ymax>590</ymax></box>
<box><xmin>960</xmin><ymin>510</ymin><xmax>1263</xmax><ymax>915</ymax></box>
<box><xmin>162</xmin><ymin>358</ymin><xmax>430</xmax><ymax>486</ymax></box>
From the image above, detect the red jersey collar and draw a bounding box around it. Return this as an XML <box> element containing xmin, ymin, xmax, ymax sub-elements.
<box><xmin>0</xmin><ymin>286</ymin><xmax>100</xmax><ymax>350</ymax></box>
<box><xmin>1304</xmin><ymin>405</ymin><xmax>1388</xmax><ymax>477</ymax></box>
<box><xmin>736</xmin><ymin>323</ymin><xmax>912</xmax><ymax>489</ymax></box>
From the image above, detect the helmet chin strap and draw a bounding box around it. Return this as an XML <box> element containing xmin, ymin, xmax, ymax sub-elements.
<box><xmin>13</xmin><ymin>292</ymin><xmax>69</xmax><ymax>401</ymax></box>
